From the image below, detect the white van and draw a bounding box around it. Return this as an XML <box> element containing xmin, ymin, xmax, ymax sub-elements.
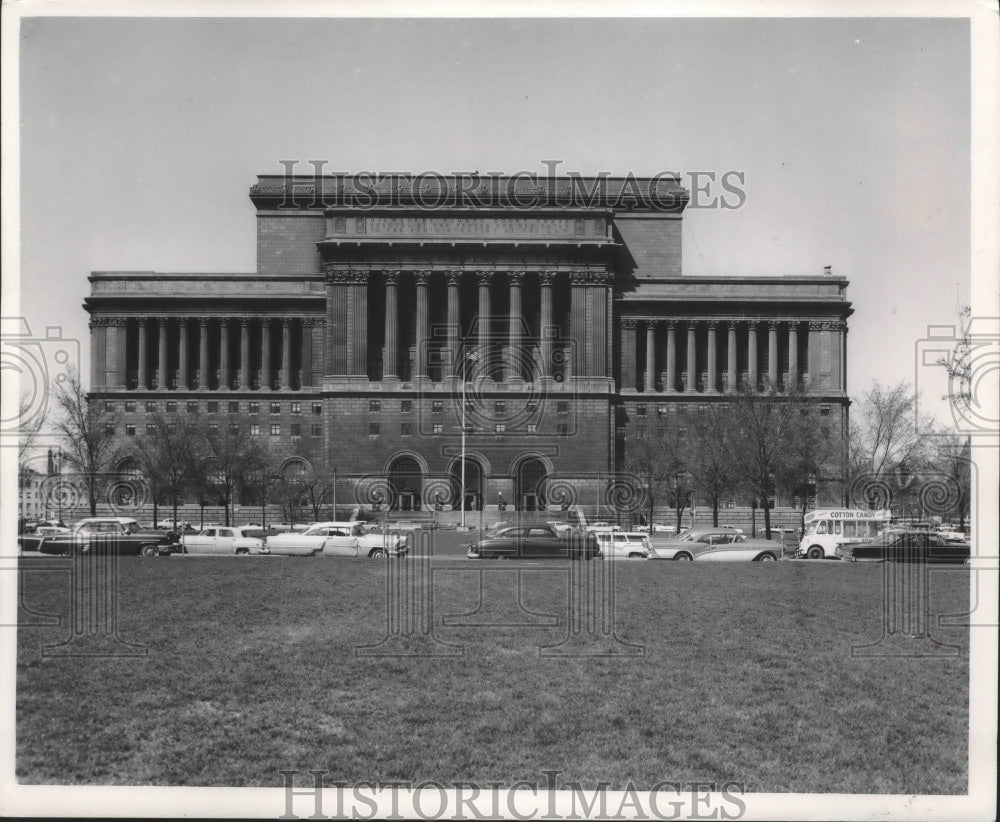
<box><xmin>797</xmin><ymin>509</ymin><xmax>891</xmax><ymax>559</ymax></box>
<box><xmin>594</xmin><ymin>531</ymin><xmax>652</xmax><ymax>559</ymax></box>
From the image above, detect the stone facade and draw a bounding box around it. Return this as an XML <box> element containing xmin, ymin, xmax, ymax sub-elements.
<box><xmin>85</xmin><ymin>174</ymin><xmax>853</xmax><ymax>513</ymax></box>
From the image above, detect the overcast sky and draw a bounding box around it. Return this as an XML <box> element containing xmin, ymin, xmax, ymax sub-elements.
<box><xmin>15</xmin><ymin>14</ymin><xmax>975</xmax><ymax>422</ymax></box>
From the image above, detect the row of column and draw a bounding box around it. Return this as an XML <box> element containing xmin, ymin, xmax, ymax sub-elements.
<box><xmin>621</xmin><ymin>318</ymin><xmax>844</xmax><ymax>394</ymax></box>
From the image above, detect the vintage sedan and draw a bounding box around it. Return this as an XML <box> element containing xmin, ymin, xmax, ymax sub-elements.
<box><xmin>181</xmin><ymin>526</ymin><xmax>268</xmax><ymax>555</ymax></box>
<box><xmin>693</xmin><ymin>538</ymin><xmax>781</xmax><ymax>562</ymax></box>
<box><xmin>837</xmin><ymin>531</ymin><xmax>970</xmax><ymax>564</ymax></box>
<box><xmin>647</xmin><ymin>528</ymin><xmax>746</xmax><ymax>561</ymax></box>
<box><xmin>265</xmin><ymin>521</ymin><xmax>409</xmax><ymax>557</ymax></box>
<box><xmin>21</xmin><ymin>517</ymin><xmax>179</xmax><ymax>557</ymax></box>
<box><xmin>467</xmin><ymin>525</ymin><xmax>599</xmax><ymax>560</ymax></box>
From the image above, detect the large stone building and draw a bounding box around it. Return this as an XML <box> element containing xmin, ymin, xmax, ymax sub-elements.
<box><xmin>85</xmin><ymin>173</ymin><xmax>852</xmax><ymax>515</ymax></box>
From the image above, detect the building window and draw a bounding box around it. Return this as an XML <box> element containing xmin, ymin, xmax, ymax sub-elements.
<box><xmin>401</xmin><ymin>423</ymin><xmax>413</xmax><ymax>436</ymax></box>
<box><xmin>270</xmin><ymin>402</ymin><xmax>281</xmax><ymax>415</ymax></box>
<box><xmin>369</xmin><ymin>400</ymin><xmax>381</xmax><ymax>413</ymax></box>
<box><xmin>312</xmin><ymin>402</ymin><xmax>322</xmax><ymax>415</ymax></box>
<box><xmin>208</xmin><ymin>401</ymin><xmax>219</xmax><ymax>414</ymax></box>
<box><xmin>125</xmin><ymin>401</ymin><xmax>136</xmax><ymax>413</ymax></box>
<box><xmin>432</xmin><ymin>400</ymin><xmax>444</xmax><ymax>414</ymax></box>
<box><xmin>636</xmin><ymin>428</ymin><xmax>646</xmax><ymax>439</ymax></box>
<box><xmin>657</xmin><ymin>427</ymin><xmax>667</xmax><ymax>439</ymax></box>
<box><xmin>145</xmin><ymin>401</ymin><xmax>157</xmax><ymax>413</ymax></box>
<box><xmin>557</xmin><ymin>401</ymin><xmax>569</xmax><ymax>415</ymax></box>
<box><xmin>229</xmin><ymin>423</ymin><xmax>239</xmax><ymax>434</ymax></box>
<box><xmin>291</xmin><ymin>402</ymin><xmax>301</xmax><ymax>415</ymax></box>
<box><xmin>270</xmin><ymin>424</ymin><xmax>280</xmax><ymax>436</ymax></box>
<box><xmin>401</xmin><ymin>400</ymin><xmax>413</xmax><ymax>413</ymax></box>
<box><xmin>698</xmin><ymin>404</ymin><xmax>708</xmax><ymax>414</ymax></box>
<box><xmin>125</xmin><ymin>424</ymin><xmax>136</xmax><ymax>437</ymax></box>
<box><xmin>369</xmin><ymin>422</ymin><xmax>380</xmax><ymax>436</ymax></box>
<box><xmin>250</xmin><ymin>423</ymin><xmax>260</xmax><ymax>436</ymax></box>
<box><xmin>636</xmin><ymin>404</ymin><xmax>646</xmax><ymax>417</ymax></box>
<box><xmin>311</xmin><ymin>424</ymin><xmax>322</xmax><ymax>438</ymax></box>
<box><xmin>208</xmin><ymin>423</ymin><xmax>218</xmax><ymax>434</ymax></box>
<box><xmin>526</xmin><ymin>400</ymin><xmax>538</xmax><ymax>413</ymax></box>
<box><xmin>290</xmin><ymin>423</ymin><xmax>301</xmax><ymax>440</ymax></box>
<box><xmin>249</xmin><ymin>401</ymin><xmax>260</xmax><ymax>415</ymax></box>
<box><xmin>166</xmin><ymin>401</ymin><xmax>177</xmax><ymax>413</ymax></box>
<box><xmin>558</xmin><ymin>424</ymin><xmax>569</xmax><ymax>436</ymax></box>
<box><xmin>495</xmin><ymin>423</ymin><xmax>506</xmax><ymax>434</ymax></box>
<box><xmin>464</xmin><ymin>400</ymin><xmax>475</xmax><ymax>414</ymax></box>
<box><xmin>432</xmin><ymin>423</ymin><xmax>443</xmax><ymax>435</ymax></box>
<box><xmin>104</xmin><ymin>401</ymin><xmax>115</xmax><ymax>412</ymax></box>
<box><xmin>187</xmin><ymin>401</ymin><xmax>198</xmax><ymax>414</ymax></box>
<box><xmin>494</xmin><ymin>401</ymin><xmax>507</xmax><ymax>417</ymax></box>
<box><xmin>678</xmin><ymin>404</ymin><xmax>688</xmax><ymax>415</ymax></box>
<box><xmin>229</xmin><ymin>401</ymin><xmax>240</xmax><ymax>414</ymax></box>
<box><xmin>527</xmin><ymin>423</ymin><xmax>537</xmax><ymax>434</ymax></box>
<box><xmin>106</xmin><ymin>423</ymin><xmax>117</xmax><ymax>437</ymax></box>
<box><xmin>167</xmin><ymin>422</ymin><xmax>177</xmax><ymax>434</ymax></box>
<box><xmin>725</xmin><ymin>500</ymin><xmax>735</xmax><ymax>509</ymax></box>
<box><xmin>678</xmin><ymin>427</ymin><xmax>687</xmax><ymax>437</ymax></box>
<box><xmin>657</xmin><ymin>404</ymin><xmax>667</xmax><ymax>417</ymax></box>
<box><xmin>820</xmin><ymin>405</ymin><xmax>831</xmax><ymax>416</ymax></box>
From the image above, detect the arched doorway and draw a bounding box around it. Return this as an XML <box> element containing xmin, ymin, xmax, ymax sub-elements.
<box><xmin>450</xmin><ymin>457</ymin><xmax>485</xmax><ymax>511</ymax></box>
<box><xmin>515</xmin><ymin>458</ymin><xmax>548</xmax><ymax>511</ymax></box>
<box><xmin>388</xmin><ymin>456</ymin><xmax>423</xmax><ymax>511</ymax></box>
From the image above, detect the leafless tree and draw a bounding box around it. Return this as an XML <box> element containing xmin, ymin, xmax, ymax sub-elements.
<box><xmin>688</xmin><ymin>404</ymin><xmax>738</xmax><ymax>527</ymax></box>
<box><xmin>196</xmin><ymin>416</ymin><xmax>269</xmax><ymax>527</ymax></box>
<box><xmin>848</xmin><ymin>380</ymin><xmax>934</xmax><ymax>484</ymax></box>
<box><xmin>129</xmin><ymin>413</ymin><xmax>200</xmax><ymax>527</ymax></box>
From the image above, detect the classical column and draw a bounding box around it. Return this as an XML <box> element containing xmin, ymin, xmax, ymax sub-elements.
<box><xmin>539</xmin><ymin>271</ymin><xmax>555</xmax><ymax>379</ymax></box>
<box><xmin>113</xmin><ymin>318</ymin><xmax>127</xmax><ymax>389</ymax></box>
<box><xmin>620</xmin><ymin>319</ymin><xmax>638</xmax><ymax>391</ymax></box>
<box><xmin>300</xmin><ymin>318</ymin><xmax>314</xmax><ymax>388</ymax></box>
<box><xmin>137</xmin><ymin>319</ymin><xmax>148</xmax><ymax>389</ymax></box>
<box><xmin>157</xmin><ymin>318</ymin><xmax>168</xmax><ymax>390</ymax></box>
<box><xmin>747</xmin><ymin>321</ymin><xmax>758</xmax><ymax>389</ymax></box>
<box><xmin>415</xmin><ymin>270</ymin><xmax>431</xmax><ymax>378</ymax></box>
<box><xmin>788</xmin><ymin>323</ymin><xmax>799</xmax><ymax>389</ymax></box>
<box><xmin>645</xmin><ymin>322</ymin><xmax>657</xmax><ymax>392</ymax></box>
<box><xmin>261</xmin><ymin>319</ymin><xmax>272</xmax><ymax>389</ymax></box>
<box><xmin>569</xmin><ymin>271</ymin><xmax>589</xmax><ymax>378</ymax></box>
<box><xmin>383</xmin><ymin>270</ymin><xmax>400</xmax><ymax>379</ymax></box>
<box><xmin>239</xmin><ymin>320</ymin><xmax>250</xmax><ymax>390</ymax></box>
<box><xmin>665</xmin><ymin>321</ymin><xmax>677</xmax><ymax>392</ymax></box>
<box><xmin>178</xmin><ymin>319</ymin><xmax>189</xmax><ymax>389</ymax></box>
<box><xmin>198</xmin><ymin>318</ymin><xmax>210</xmax><ymax>390</ymax></box>
<box><xmin>768</xmin><ymin>321</ymin><xmax>779</xmax><ymax>389</ymax></box>
<box><xmin>477</xmin><ymin>270</ymin><xmax>492</xmax><ymax>360</ymax></box>
<box><xmin>685</xmin><ymin>322</ymin><xmax>696</xmax><ymax>393</ymax></box>
<box><xmin>727</xmin><ymin>322</ymin><xmax>737</xmax><ymax>393</ymax></box>
<box><xmin>445</xmin><ymin>270</ymin><xmax>461</xmax><ymax>377</ymax></box>
<box><xmin>220</xmin><ymin>319</ymin><xmax>231</xmax><ymax>390</ymax></box>
<box><xmin>707</xmin><ymin>321</ymin><xmax>718</xmax><ymax>393</ymax></box>
<box><xmin>507</xmin><ymin>270</ymin><xmax>524</xmax><ymax>380</ymax></box>
<box><xmin>281</xmin><ymin>318</ymin><xmax>291</xmax><ymax>389</ymax></box>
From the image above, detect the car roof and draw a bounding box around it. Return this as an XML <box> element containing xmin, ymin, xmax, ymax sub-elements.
<box><xmin>77</xmin><ymin>517</ymin><xmax>138</xmax><ymax>525</ymax></box>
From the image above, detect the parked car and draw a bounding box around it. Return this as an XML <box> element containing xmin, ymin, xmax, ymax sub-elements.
<box><xmin>635</xmin><ymin>523</ymin><xmax>679</xmax><ymax>534</ymax></box>
<box><xmin>265</xmin><ymin>521</ymin><xmax>409</xmax><ymax>557</ymax></box>
<box><xmin>545</xmin><ymin>521</ymin><xmax>575</xmax><ymax>536</ymax></box>
<box><xmin>693</xmin><ymin>538</ymin><xmax>781</xmax><ymax>562</ymax></box>
<box><xmin>468</xmin><ymin>525</ymin><xmax>599</xmax><ymax>560</ymax></box>
<box><xmin>181</xmin><ymin>526</ymin><xmax>268</xmax><ymax>555</ymax></box>
<box><xmin>594</xmin><ymin>531</ymin><xmax>653</xmax><ymax>559</ymax></box>
<box><xmin>837</xmin><ymin>531</ymin><xmax>970</xmax><ymax>564</ymax></box>
<box><xmin>647</xmin><ymin>528</ymin><xmax>746</xmax><ymax>561</ymax></box>
<box><xmin>20</xmin><ymin>517</ymin><xmax>180</xmax><ymax>557</ymax></box>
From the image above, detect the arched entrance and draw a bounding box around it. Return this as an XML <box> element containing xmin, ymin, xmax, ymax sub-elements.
<box><xmin>450</xmin><ymin>457</ymin><xmax>485</xmax><ymax>511</ymax></box>
<box><xmin>388</xmin><ymin>456</ymin><xmax>423</xmax><ymax>511</ymax></box>
<box><xmin>515</xmin><ymin>458</ymin><xmax>548</xmax><ymax>511</ymax></box>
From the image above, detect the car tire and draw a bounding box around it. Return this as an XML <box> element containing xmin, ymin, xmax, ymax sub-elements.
<box><xmin>807</xmin><ymin>545</ymin><xmax>825</xmax><ymax>560</ymax></box>
<box><xmin>674</xmin><ymin>553</ymin><xmax>693</xmax><ymax>561</ymax></box>
<box><xmin>140</xmin><ymin>544</ymin><xmax>158</xmax><ymax>558</ymax></box>
<box><xmin>628</xmin><ymin>552</ymin><xmax>645</xmax><ymax>559</ymax></box>
<box><xmin>369</xmin><ymin>547</ymin><xmax>388</xmax><ymax>558</ymax></box>
<box><xmin>235</xmin><ymin>547</ymin><xmax>249</xmax><ymax>555</ymax></box>
<box><xmin>755</xmin><ymin>553</ymin><xmax>777</xmax><ymax>562</ymax></box>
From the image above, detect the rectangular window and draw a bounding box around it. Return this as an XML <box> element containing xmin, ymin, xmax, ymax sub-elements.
<box><xmin>369</xmin><ymin>422</ymin><xmax>380</xmax><ymax>436</ymax></box>
<box><xmin>465</xmin><ymin>400</ymin><xmax>475</xmax><ymax>414</ymax></box>
<box><xmin>657</xmin><ymin>427</ymin><xmax>666</xmax><ymax>439</ymax></box>
<box><xmin>104</xmin><ymin>401</ymin><xmax>115</xmax><ymax>412</ymax></box>
<box><xmin>187</xmin><ymin>401</ymin><xmax>198</xmax><ymax>414</ymax></box>
<box><xmin>291</xmin><ymin>401</ymin><xmax>301</xmax><ymax>415</ymax></box>
<box><xmin>312</xmin><ymin>402</ymin><xmax>322</xmax><ymax>415</ymax></box>
<box><xmin>558</xmin><ymin>424</ymin><xmax>569</xmax><ymax>436</ymax></box>
<box><xmin>698</xmin><ymin>404</ymin><xmax>708</xmax><ymax>414</ymax></box>
<box><xmin>146</xmin><ymin>423</ymin><xmax>156</xmax><ymax>434</ymax></box>
<box><xmin>636</xmin><ymin>404</ymin><xmax>646</xmax><ymax>417</ymax></box>
<box><xmin>401</xmin><ymin>423</ymin><xmax>412</xmax><ymax>436</ymax></box>
<box><xmin>229</xmin><ymin>401</ymin><xmax>240</xmax><ymax>414</ymax></box>
<box><xmin>526</xmin><ymin>400</ymin><xmax>538</xmax><ymax>413</ymax></box>
<box><xmin>432</xmin><ymin>400</ymin><xmax>444</xmax><ymax>414</ymax></box>
<box><xmin>125</xmin><ymin>424</ymin><xmax>136</xmax><ymax>436</ymax></box>
<box><xmin>290</xmin><ymin>423</ymin><xmax>301</xmax><ymax>440</ymax></box>
<box><xmin>494</xmin><ymin>423</ymin><xmax>506</xmax><ymax>434</ymax></box>
<box><xmin>250</xmin><ymin>423</ymin><xmax>260</xmax><ymax>436</ymax></box>
<box><xmin>249</xmin><ymin>401</ymin><xmax>260</xmax><ymax>414</ymax></box>
<box><xmin>369</xmin><ymin>400</ymin><xmax>381</xmax><ymax>413</ymax></box>
<box><xmin>494</xmin><ymin>401</ymin><xmax>507</xmax><ymax>417</ymax></box>
<box><xmin>657</xmin><ymin>404</ymin><xmax>667</xmax><ymax>417</ymax></box>
<box><xmin>125</xmin><ymin>401</ymin><xmax>136</xmax><ymax>413</ymax></box>
<box><xmin>145</xmin><ymin>401</ymin><xmax>157</xmax><ymax>413</ymax></box>
<box><xmin>311</xmin><ymin>424</ymin><xmax>322</xmax><ymax>438</ymax></box>
<box><xmin>270</xmin><ymin>402</ymin><xmax>281</xmax><ymax>415</ymax></box>
<box><xmin>820</xmin><ymin>405</ymin><xmax>831</xmax><ymax>417</ymax></box>
<box><xmin>636</xmin><ymin>428</ymin><xmax>646</xmax><ymax>439</ymax></box>
<box><xmin>678</xmin><ymin>427</ymin><xmax>687</xmax><ymax>437</ymax></box>
<box><xmin>678</xmin><ymin>404</ymin><xmax>688</xmax><ymax>415</ymax></box>
<box><xmin>229</xmin><ymin>423</ymin><xmax>239</xmax><ymax>434</ymax></box>
<box><xmin>208</xmin><ymin>423</ymin><xmax>218</xmax><ymax>434</ymax></box>
<box><xmin>526</xmin><ymin>423</ymin><xmax>537</xmax><ymax>434</ymax></box>
<box><xmin>207</xmin><ymin>401</ymin><xmax>219</xmax><ymax>414</ymax></box>
<box><xmin>167</xmin><ymin>423</ymin><xmax>177</xmax><ymax>434</ymax></box>
<box><xmin>166</xmin><ymin>401</ymin><xmax>177</xmax><ymax>413</ymax></box>
<box><xmin>432</xmin><ymin>423</ymin><xmax>443</xmax><ymax>435</ymax></box>
<box><xmin>401</xmin><ymin>400</ymin><xmax>413</xmax><ymax>413</ymax></box>
<box><xmin>557</xmin><ymin>401</ymin><xmax>569</xmax><ymax>415</ymax></box>
<box><xmin>270</xmin><ymin>423</ymin><xmax>280</xmax><ymax>436</ymax></box>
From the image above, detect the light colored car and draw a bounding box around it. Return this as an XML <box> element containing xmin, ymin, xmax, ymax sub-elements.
<box><xmin>648</xmin><ymin>528</ymin><xmax>746</xmax><ymax>561</ymax></box>
<box><xmin>545</xmin><ymin>521</ymin><xmax>575</xmax><ymax>536</ymax></box>
<box><xmin>181</xmin><ymin>526</ymin><xmax>267</xmax><ymax>555</ymax></box>
<box><xmin>594</xmin><ymin>531</ymin><xmax>652</xmax><ymax>559</ymax></box>
<box><xmin>265</xmin><ymin>521</ymin><xmax>409</xmax><ymax>558</ymax></box>
<box><xmin>694</xmin><ymin>538</ymin><xmax>781</xmax><ymax>562</ymax></box>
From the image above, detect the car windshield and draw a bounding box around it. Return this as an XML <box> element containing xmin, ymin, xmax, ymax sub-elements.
<box><xmin>124</xmin><ymin>522</ymin><xmax>140</xmax><ymax>534</ymax></box>
<box><xmin>674</xmin><ymin>529</ymin><xmax>693</xmax><ymax>540</ymax></box>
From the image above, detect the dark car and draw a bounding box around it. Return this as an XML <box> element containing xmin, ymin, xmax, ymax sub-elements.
<box><xmin>837</xmin><ymin>530</ymin><xmax>970</xmax><ymax>564</ymax></box>
<box><xmin>20</xmin><ymin>517</ymin><xmax>180</xmax><ymax>557</ymax></box>
<box><xmin>467</xmin><ymin>525</ymin><xmax>599</xmax><ymax>560</ymax></box>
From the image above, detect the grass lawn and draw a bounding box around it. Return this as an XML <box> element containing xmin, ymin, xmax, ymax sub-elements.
<box><xmin>15</xmin><ymin>556</ymin><xmax>969</xmax><ymax>792</ymax></box>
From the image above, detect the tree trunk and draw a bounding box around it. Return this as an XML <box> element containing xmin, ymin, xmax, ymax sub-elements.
<box><xmin>712</xmin><ymin>495</ymin><xmax>719</xmax><ymax>527</ymax></box>
<box><xmin>89</xmin><ymin>480</ymin><xmax>98</xmax><ymax>516</ymax></box>
<box><xmin>763</xmin><ymin>497</ymin><xmax>772</xmax><ymax>540</ymax></box>
<box><xmin>152</xmin><ymin>499</ymin><xmax>159</xmax><ymax>528</ymax></box>
<box><xmin>172</xmin><ymin>492</ymin><xmax>179</xmax><ymax>528</ymax></box>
